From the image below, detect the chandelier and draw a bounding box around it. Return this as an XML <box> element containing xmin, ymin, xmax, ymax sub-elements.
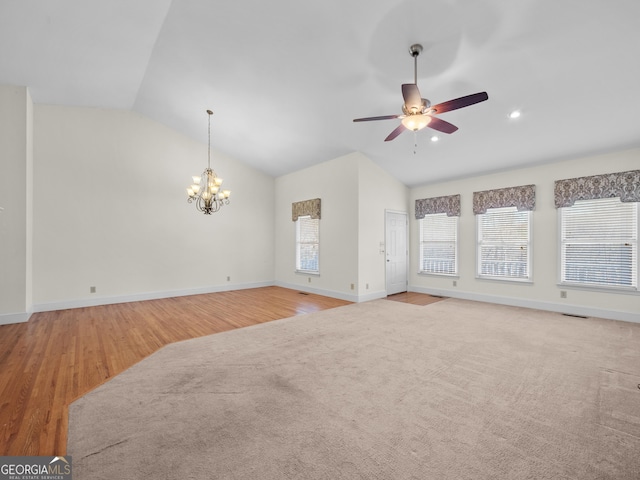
<box><xmin>186</xmin><ymin>109</ymin><xmax>230</xmax><ymax>214</ymax></box>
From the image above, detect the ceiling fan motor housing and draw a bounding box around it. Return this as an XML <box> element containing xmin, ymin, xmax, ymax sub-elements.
<box><xmin>402</xmin><ymin>98</ymin><xmax>431</xmax><ymax>116</ymax></box>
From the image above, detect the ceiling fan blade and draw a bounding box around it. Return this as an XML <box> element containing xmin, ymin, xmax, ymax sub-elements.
<box><xmin>401</xmin><ymin>84</ymin><xmax>422</xmax><ymax>111</ymax></box>
<box><xmin>353</xmin><ymin>114</ymin><xmax>399</xmax><ymax>122</ymax></box>
<box><xmin>384</xmin><ymin>124</ymin><xmax>407</xmax><ymax>142</ymax></box>
<box><xmin>432</xmin><ymin>92</ymin><xmax>488</xmax><ymax>114</ymax></box>
<box><xmin>427</xmin><ymin>116</ymin><xmax>458</xmax><ymax>134</ymax></box>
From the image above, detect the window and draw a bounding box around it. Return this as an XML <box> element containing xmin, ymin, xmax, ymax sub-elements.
<box><xmin>296</xmin><ymin>215</ymin><xmax>319</xmax><ymax>273</ymax></box>
<box><xmin>559</xmin><ymin>197</ymin><xmax>638</xmax><ymax>290</ymax></box>
<box><xmin>477</xmin><ymin>206</ymin><xmax>531</xmax><ymax>281</ymax></box>
<box><xmin>419</xmin><ymin>213</ymin><xmax>458</xmax><ymax>275</ymax></box>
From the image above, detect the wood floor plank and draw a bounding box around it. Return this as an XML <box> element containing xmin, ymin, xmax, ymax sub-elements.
<box><xmin>0</xmin><ymin>287</ymin><xmax>351</xmax><ymax>455</ymax></box>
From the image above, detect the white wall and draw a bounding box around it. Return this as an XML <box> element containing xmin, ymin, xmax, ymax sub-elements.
<box><xmin>32</xmin><ymin>105</ymin><xmax>275</xmax><ymax>310</ymax></box>
<box><xmin>0</xmin><ymin>85</ymin><xmax>33</xmax><ymax>324</ymax></box>
<box><xmin>275</xmin><ymin>152</ymin><xmax>360</xmax><ymax>300</ymax></box>
<box><xmin>274</xmin><ymin>152</ymin><xmax>408</xmax><ymax>301</ymax></box>
<box><xmin>356</xmin><ymin>154</ymin><xmax>408</xmax><ymax>300</ymax></box>
<box><xmin>409</xmin><ymin>148</ymin><xmax>640</xmax><ymax>322</ymax></box>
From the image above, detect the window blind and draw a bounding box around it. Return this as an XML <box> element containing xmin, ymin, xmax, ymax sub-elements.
<box><xmin>477</xmin><ymin>206</ymin><xmax>531</xmax><ymax>280</ymax></box>
<box><xmin>296</xmin><ymin>215</ymin><xmax>319</xmax><ymax>273</ymax></box>
<box><xmin>420</xmin><ymin>214</ymin><xmax>458</xmax><ymax>275</ymax></box>
<box><xmin>560</xmin><ymin>197</ymin><xmax>637</xmax><ymax>288</ymax></box>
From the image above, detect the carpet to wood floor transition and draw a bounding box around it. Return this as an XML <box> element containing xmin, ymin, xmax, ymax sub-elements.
<box><xmin>68</xmin><ymin>298</ymin><xmax>640</xmax><ymax>480</ymax></box>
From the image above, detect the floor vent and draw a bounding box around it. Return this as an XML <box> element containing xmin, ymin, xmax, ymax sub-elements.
<box><xmin>562</xmin><ymin>313</ymin><xmax>588</xmax><ymax>319</ymax></box>
<box><xmin>298</xmin><ymin>292</ymin><xmax>309</xmax><ymax>295</ymax></box>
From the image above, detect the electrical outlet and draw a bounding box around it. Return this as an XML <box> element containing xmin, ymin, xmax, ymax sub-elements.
<box><xmin>560</xmin><ymin>290</ymin><xmax>567</xmax><ymax>298</ymax></box>
<box><xmin>366</xmin><ymin>283</ymin><xmax>369</xmax><ymax>290</ymax></box>
<box><xmin>350</xmin><ymin>283</ymin><xmax>355</xmax><ymax>290</ymax></box>
<box><xmin>226</xmin><ymin>276</ymin><xmax>230</xmax><ymax>281</ymax></box>
<box><xmin>453</xmin><ymin>280</ymin><xmax>457</xmax><ymax>287</ymax></box>
<box><xmin>90</xmin><ymin>286</ymin><xmax>96</xmax><ymax>293</ymax></box>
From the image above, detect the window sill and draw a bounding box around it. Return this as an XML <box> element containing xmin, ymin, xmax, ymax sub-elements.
<box><xmin>476</xmin><ymin>276</ymin><xmax>533</xmax><ymax>285</ymax></box>
<box><xmin>418</xmin><ymin>272</ymin><xmax>459</xmax><ymax>278</ymax></box>
<box><xmin>296</xmin><ymin>270</ymin><xmax>320</xmax><ymax>276</ymax></box>
<box><xmin>558</xmin><ymin>282</ymin><xmax>639</xmax><ymax>296</ymax></box>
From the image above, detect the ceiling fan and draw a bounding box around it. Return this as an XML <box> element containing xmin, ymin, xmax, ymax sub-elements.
<box><xmin>353</xmin><ymin>44</ymin><xmax>488</xmax><ymax>142</ymax></box>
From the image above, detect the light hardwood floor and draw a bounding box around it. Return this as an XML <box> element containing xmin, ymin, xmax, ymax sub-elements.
<box><xmin>0</xmin><ymin>287</ymin><xmax>440</xmax><ymax>456</ymax></box>
<box><xmin>385</xmin><ymin>291</ymin><xmax>446</xmax><ymax>306</ymax></box>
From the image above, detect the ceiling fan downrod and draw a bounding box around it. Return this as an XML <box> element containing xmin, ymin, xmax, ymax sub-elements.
<box><xmin>409</xmin><ymin>44</ymin><xmax>423</xmax><ymax>85</ymax></box>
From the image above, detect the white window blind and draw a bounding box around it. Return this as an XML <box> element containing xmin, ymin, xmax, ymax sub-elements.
<box><xmin>560</xmin><ymin>197</ymin><xmax>638</xmax><ymax>289</ymax></box>
<box><xmin>296</xmin><ymin>215</ymin><xmax>319</xmax><ymax>273</ymax></box>
<box><xmin>419</xmin><ymin>213</ymin><xmax>458</xmax><ymax>275</ymax></box>
<box><xmin>477</xmin><ymin>206</ymin><xmax>531</xmax><ymax>280</ymax></box>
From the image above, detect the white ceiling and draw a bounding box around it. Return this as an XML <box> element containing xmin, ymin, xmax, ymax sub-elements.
<box><xmin>2</xmin><ymin>0</ymin><xmax>639</xmax><ymax>187</ymax></box>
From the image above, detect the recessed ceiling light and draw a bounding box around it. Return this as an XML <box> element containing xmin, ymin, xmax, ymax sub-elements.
<box><xmin>430</xmin><ymin>135</ymin><xmax>439</xmax><ymax>142</ymax></box>
<box><xmin>509</xmin><ymin>110</ymin><xmax>521</xmax><ymax>119</ymax></box>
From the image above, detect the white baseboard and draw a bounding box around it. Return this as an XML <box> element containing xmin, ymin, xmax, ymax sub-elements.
<box><xmin>274</xmin><ymin>281</ymin><xmax>360</xmax><ymax>302</ymax></box>
<box><xmin>408</xmin><ymin>286</ymin><xmax>640</xmax><ymax>324</ymax></box>
<box><xmin>357</xmin><ymin>290</ymin><xmax>388</xmax><ymax>302</ymax></box>
<box><xmin>274</xmin><ymin>282</ymin><xmax>386</xmax><ymax>303</ymax></box>
<box><xmin>32</xmin><ymin>281</ymin><xmax>275</xmax><ymax>314</ymax></box>
<box><xmin>8</xmin><ymin>281</ymin><xmax>376</xmax><ymax>325</ymax></box>
<box><xmin>24</xmin><ymin>282</ymin><xmax>633</xmax><ymax>326</ymax></box>
<box><xmin>0</xmin><ymin>310</ymin><xmax>32</xmax><ymax>325</ymax></box>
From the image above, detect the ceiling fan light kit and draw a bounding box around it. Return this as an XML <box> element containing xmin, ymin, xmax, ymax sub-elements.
<box><xmin>353</xmin><ymin>44</ymin><xmax>488</xmax><ymax>142</ymax></box>
<box><xmin>401</xmin><ymin>114</ymin><xmax>431</xmax><ymax>131</ymax></box>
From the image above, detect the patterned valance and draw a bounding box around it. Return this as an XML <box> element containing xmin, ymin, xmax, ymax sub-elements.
<box><xmin>554</xmin><ymin>170</ymin><xmax>640</xmax><ymax>208</ymax></box>
<box><xmin>292</xmin><ymin>198</ymin><xmax>321</xmax><ymax>221</ymax></box>
<box><xmin>473</xmin><ymin>185</ymin><xmax>536</xmax><ymax>215</ymax></box>
<box><xmin>415</xmin><ymin>194</ymin><xmax>461</xmax><ymax>219</ymax></box>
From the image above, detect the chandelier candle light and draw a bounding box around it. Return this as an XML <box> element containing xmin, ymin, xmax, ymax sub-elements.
<box><xmin>187</xmin><ymin>109</ymin><xmax>231</xmax><ymax>214</ymax></box>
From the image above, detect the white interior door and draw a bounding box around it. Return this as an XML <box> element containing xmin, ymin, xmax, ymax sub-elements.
<box><xmin>385</xmin><ymin>211</ymin><xmax>408</xmax><ymax>295</ymax></box>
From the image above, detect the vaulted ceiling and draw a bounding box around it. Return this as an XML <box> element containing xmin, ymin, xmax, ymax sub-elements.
<box><xmin>2</xmin><ymin>0</ymin><xmax>639</xmax><ymax>186</ymax></box>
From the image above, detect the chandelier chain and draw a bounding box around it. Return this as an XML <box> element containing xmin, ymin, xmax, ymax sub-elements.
<box><xmin>207</xmin><ymin>109</ymin><xmax>212</xmax><ymax>170</ymax></box>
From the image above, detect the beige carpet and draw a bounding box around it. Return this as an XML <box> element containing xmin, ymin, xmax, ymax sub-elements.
<box><xmin>67</xmin><ymin>298</ymin><xmax>640</xmax><ymax>479</ymax></box>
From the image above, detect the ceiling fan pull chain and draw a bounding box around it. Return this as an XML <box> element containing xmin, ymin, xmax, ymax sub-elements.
<box><xmin>414</xmin><ymin>131</ymin><xmax>418</xmax><ymax>155</ymax></box>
